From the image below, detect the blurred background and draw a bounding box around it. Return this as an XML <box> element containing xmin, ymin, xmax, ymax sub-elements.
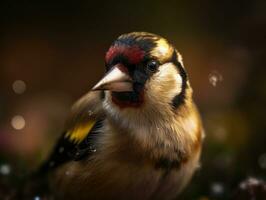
<box><xmin>0</xmin><ymin>0</ymin><xmax>266</xmax><ymax>199</ymax></box>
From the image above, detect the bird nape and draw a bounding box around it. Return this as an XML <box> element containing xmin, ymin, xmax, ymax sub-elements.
<box><xmin>34</xmin><ymin>32</ymin><xmax>204</xmax><ymax>200</ymax></box>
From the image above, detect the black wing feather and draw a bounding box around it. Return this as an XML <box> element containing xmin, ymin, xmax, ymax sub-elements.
<box><xmin>38</xmin><ymin>119</ymin><xmax>104</xmax><ymax>174</ymax></box>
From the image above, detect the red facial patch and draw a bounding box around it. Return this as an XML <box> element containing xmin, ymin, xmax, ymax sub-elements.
<box><xmin>105</xmin><ymin>45</ymin><xmax>145</xmax><ymax>65</ymax></box>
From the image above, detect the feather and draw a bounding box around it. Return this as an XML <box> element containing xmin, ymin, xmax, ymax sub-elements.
<box><xmin>65</xmin><ymin>120</ymin><xmax>97</xmax><ymax>144</ymax></box>
<box><xmin>38</xmin><ymin>91</ymin><xmax>105</xmax><ymax>173</ymax></box>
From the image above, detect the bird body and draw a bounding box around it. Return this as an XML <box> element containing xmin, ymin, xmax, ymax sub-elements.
<box><xmin>40</xmin><ymin>32</ymin><xmax>204</xmax><ymax>200</ymax></box>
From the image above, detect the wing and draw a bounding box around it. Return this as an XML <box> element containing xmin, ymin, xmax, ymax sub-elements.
<box><xmin>38</xmin><ymin>91</ymin><xmax>106</xmax><ymax>174</ymax></box>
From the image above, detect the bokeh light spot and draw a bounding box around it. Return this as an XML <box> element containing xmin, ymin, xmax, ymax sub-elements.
<box><xmin>209</xmin><ymin>71</ymin><xmax>223</xmax><ymax>87</ymax></box>
<box><xmin>33</xmin><ymin>196</ymin><xmax>41</xmax><ymax>200</ymax></box>
<box><xmin>12</xmin><ymin>80</ymin><xmax>26</xmax><ymax>94</ymax></box>
<box><xmin>11</xmin><ymin>115</ymin><xmax>26</xmax><ymax>130</ymax></box>
<box><xmin>0</xmin><ymin>164</ymin><xmax>11</xmax><ymax>175</ymax></box>
<box><xmin>210</xmin><ymin>182</ymin><xmax>224</xmax><ymax>195</ymax></box>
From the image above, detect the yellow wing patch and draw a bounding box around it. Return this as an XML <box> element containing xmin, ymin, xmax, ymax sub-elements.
<box><xmin>65</xmin><ymin>120</ymin><xmax>97</xmax><ymax>144</ymax></box>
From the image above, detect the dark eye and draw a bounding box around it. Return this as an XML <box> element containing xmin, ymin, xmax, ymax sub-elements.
<box><xmin>147</xmin><ymin>60</ymin><xmax>159</xmax><ymax>72</ymax></box>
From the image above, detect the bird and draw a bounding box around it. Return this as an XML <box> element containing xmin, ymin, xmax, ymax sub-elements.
<box><xmin>38</xmin><ymin>32</ymin><xmax>204</xmax><ymax>200</ymax></box>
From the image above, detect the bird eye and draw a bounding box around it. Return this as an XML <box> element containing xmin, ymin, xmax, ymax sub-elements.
<box><xmin>147</xmin><ymin>60</ymin><xmax>159</xmax><ymax>73</ymax></box>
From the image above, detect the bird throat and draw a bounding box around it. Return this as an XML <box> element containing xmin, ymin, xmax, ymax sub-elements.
<box><xmin>111</xmin><ymin>90</ymin><xmax>144</xmax><ymax>109</ymax></box>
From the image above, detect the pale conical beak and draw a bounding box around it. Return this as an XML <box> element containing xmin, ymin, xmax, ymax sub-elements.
<box><xmin>92</xmin><ymin>64</ymin><xmax>133</xmax><ymax>92</ymax></box>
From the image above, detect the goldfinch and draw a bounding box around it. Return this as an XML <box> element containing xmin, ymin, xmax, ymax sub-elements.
<box><xmin>39</xmin><ymin>32</ymin><xmax>204</xmax><ymax>200</ymax></box>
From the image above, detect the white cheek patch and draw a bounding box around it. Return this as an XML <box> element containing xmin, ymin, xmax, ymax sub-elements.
<box><xmin>156</xmin><ymin>63</ymin><xmax>173</xmax><ymax>79</ymax></box>
<box><xmin>155</xmin><ymin>63</ymin><xmax>183</xmax><ymax>96</ymax></box>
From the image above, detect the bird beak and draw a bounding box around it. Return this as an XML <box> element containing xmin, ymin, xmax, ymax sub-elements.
<box><xmin>92</xmin><ymin>64</ymin><xmax>133</xmax><ymax>92</ymax></box>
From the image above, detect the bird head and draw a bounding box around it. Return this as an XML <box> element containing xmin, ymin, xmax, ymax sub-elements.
<box><xmin>92</xmin><ymin>32</ymin><xmax>192</xmax><ymax>121</ymax></box>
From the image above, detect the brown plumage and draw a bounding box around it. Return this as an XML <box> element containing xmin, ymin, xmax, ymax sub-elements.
<box><xmin>39</xmin><ymin>32</ymin><xmax>204</xmax><ymax>200</ymax></box>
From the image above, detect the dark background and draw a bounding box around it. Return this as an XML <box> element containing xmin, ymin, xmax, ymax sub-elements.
<box><xmin>0</xmin><ymin>0</ymin><xmax>266</xmax><ymax>199</ymax></box>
